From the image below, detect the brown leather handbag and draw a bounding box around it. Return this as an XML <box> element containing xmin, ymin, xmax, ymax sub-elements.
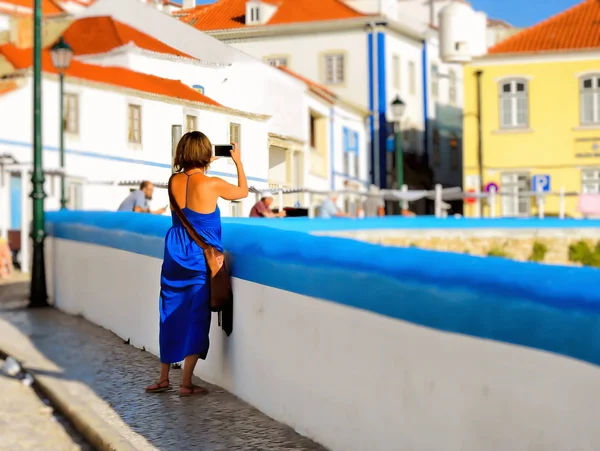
<box><xmin>167</xmin><ymin>174</ymin><xmax>233</xmax><ymax>314</ymax></box>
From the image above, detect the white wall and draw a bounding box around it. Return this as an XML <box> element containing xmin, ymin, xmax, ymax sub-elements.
<box><xmin>48</xmin><ymin>235</ymin><xmax>600</xmax><ymax>451</ymax></box>
<box><xmin>0</xmin><ymin>77</ymin><xmax>268</xmax><ymax>215</ymax></box>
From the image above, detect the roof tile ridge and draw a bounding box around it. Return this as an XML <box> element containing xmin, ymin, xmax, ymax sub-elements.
<box><xmin>488</xmin><ymin>0</ymin><xmax>589</xmax><ymax>53</ymax></box>
<box><xmin>105</xmin><ymin>15</ymin><xmax>125</xmax><ymax>47</ymax></box>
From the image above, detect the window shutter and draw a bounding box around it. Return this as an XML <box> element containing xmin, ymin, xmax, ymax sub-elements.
<box><xmin>516</xmin><ymin>96</ymin><xmax>528</xmax><ymax>126</ymax></box>
<box><xmin>500</xmin><ymin>97</ymin><xmax>512</xmax><ymax>127</ymax></box>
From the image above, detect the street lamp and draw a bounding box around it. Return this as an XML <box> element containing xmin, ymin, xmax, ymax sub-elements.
<box><xmin>50</xmin><ymin>37</ymin><xmax>73</xmax><ymax>209</ymax></box>
<box><xmin>29</xmin><ymin>0</ymin><xmax>48</xmax><ymax>307</ymax></box>
<box><xmin>390</xmin><ymin>96</ymin><xmax>406</xmax><ymax>188</ymax></box>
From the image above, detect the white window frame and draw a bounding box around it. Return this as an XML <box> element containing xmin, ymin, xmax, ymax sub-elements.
<box><xmin>500</xmin><ymin>172</ymin><xmax>530</xmax><ymax>217</ymax></box>
<box><xmin>499</xmin><ymin>78</ymin><xmax>529</xmax><ymax>129</ymax></box>
<box><xmin>582</xmin><ymin>167</ymin><xmax>600</xmax><ymax>194</ymax></box>
<box><xmin>63</xmin><ymin>92</ymin><xmax>79</xmax><ymax>134</ymax></box>
<box><xmin>127</xmin><ymin>104</ymin><xmax>142</xmax><ymax>144</ymax></box>
<box><xmin>324</xmin><ymin>53</ymin><xmax>344</xmax><ymax>85</ymax></box>
<box><xmin>580</xmin><ymin>75</ymin><xmax>600</xmax><ymax>125</ymax></box>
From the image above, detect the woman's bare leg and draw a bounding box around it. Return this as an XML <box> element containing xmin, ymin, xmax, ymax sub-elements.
<box><xmin>145</xmin><ymin>363</ymin><xmax>170</xmax><ymax>392</ymax></box>
<box><xmin>179</xmin><ymin>354</ymin><xmax>207</xmax><ymax>396</ymax></box>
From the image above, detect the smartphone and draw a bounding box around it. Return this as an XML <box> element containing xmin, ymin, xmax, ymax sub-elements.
<box><xmin>213</xmin><ymin>144</ymin><xmax>233</xmax><ymax>157</ymax></box>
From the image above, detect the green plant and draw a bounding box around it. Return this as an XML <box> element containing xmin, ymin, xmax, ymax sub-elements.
<box><xmin>528</xmin><ymin>242</ymin><xmax>548</xmax><ymax>262</ymax></box>
<box><xmin>408</xmin><ymin>243</ymin><xmax>417</xmax><ymax>248</ymax></box>
<box><xmin>568</xmin><ymin>240</ymin><xmax>600</xmax><ymax>267</ymax></box>
<box><xmin>487</xmin><ymin>246</ymin><xmax>510</xmax><ymax>258</ymax></box>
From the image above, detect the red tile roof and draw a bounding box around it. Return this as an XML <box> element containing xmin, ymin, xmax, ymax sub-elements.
<box><xmin>278</xmin><ymin>66</ymin><xmax>336</xmax><ymax>103</ymax></box>
<box><xmin>0</xmin><ymin>0</ymin><xmax>64</xmax><ymax>14</ymax></box>
<box><xmin>0</xmin><ymin>43</ymin><xmax>222</xmax><ymax>106</ymax></box>
<box><xmin>2</xmin><ymin>0</ymin><xmax>64</xmax><ymax>14</ymax></box>
<box><xmin>488</xmin><ymin>0</ymin><xmax>600</xmax><ymax>55</ymax></box>
<box><xmin>58</xmin><ymin>16</ymin><xmax>194</xmax><ymax>59</ymax></box>
<box><xmin>181</xmin><ymin>0</ymin><xmax>366</xmax><ymax>31</ymax></box>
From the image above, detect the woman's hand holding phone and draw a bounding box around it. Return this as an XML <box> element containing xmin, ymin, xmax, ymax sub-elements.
<box><xmin>230</xmin><ymin>142</ymin><xmax>241</xmax><ymax>165</ymax></box>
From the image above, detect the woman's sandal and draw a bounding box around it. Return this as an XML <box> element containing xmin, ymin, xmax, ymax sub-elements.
<box><xmin>179</xmin><ymin>384</ymin><xmax>208</xmax><ymax>397</ymax></box>
<box><xmin>145</xmin><ymin>379</ymin><xmax>172</xmax><ymax>393</ymax></box>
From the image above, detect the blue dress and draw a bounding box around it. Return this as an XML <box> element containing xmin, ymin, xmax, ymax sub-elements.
<box><xmin>159</xmin><ymin>201</ymin><xmax>222</xmax><ymax>364</ymax></box>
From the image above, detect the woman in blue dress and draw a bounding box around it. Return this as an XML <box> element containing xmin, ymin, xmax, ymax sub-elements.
<box><xmin>145</xmin><ymin>131</ymin><xmax>247</xmax><ymax>397</ymax></box>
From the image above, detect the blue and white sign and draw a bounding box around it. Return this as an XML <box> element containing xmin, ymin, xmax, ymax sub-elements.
<box><xmin>532</xmin><ymin>174</ymin><xmax>551</xmax><ymax>192</ymax></box>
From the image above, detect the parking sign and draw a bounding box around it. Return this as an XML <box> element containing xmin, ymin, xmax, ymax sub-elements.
<box><xmin>532</xmin><ymin>175</ymin><xmax>551</xmax><ymax>192</ymax></box>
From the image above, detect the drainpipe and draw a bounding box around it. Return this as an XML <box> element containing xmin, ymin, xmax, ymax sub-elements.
<box><xmin>475</xmin><ymin>70</ymin><xmax>484</xmax><ymax>192</ymax></box>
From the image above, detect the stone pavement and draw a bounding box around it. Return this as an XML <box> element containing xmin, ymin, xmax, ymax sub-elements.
<box><xmin>0</xmin><ymin>358</ymin><xmax>90</xmax><ymax>451</ymax></box>
<box><xmin>0</xmin><ymin>292</ymin><xmax>326</xmax><ymax>451</ymax></box>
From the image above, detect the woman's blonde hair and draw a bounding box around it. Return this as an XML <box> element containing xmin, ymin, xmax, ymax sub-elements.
<box><xmin>173</xmin><ymin>131</ymin><xmax>212</xmax><ymax>172</ymax></box>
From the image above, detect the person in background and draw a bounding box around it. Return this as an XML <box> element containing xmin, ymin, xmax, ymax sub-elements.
<box><xmin>318</xmin><ymin>194</ymin><xmax>350</xmax><ymax>219</ymax></box>
<box><xmin>249</xmin><ymin>192</ymin><xmax>286</xmax><ymax>218</ymax></box>
<box><xmin>362</xmin><ymin>185</ymin><xmax>386</xmax><ymax>217</ymax></box>
<box><xmin>0</xmin><ymin>237</ymin><xmax>13</xmax><ymax>279</ymax></box>
<box><xmin>117</xmin><ymin>181</ymin><xmax>166</xmax><ymax>214</ymax></box>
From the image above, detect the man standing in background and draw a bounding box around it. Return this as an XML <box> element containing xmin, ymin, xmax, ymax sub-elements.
<box><xmin>117</xmin><ymin>181</ymin><xmax>166</xmax><ymax>214</ymax></box>
<box><xmin>362</xmin><ymin>185</ymin><xmax>386</xmax><ymax>217</ymax></box>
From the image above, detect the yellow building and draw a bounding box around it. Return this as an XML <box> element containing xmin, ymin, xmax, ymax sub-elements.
<box><xmin>463</xmin><ymin>0</ymin><xmax>600</xmax><ymax>218</ymax></box>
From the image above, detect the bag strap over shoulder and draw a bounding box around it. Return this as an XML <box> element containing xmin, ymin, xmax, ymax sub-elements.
<box><xmin>168</xmin><ymin>173</ymin><xmax>209</xmax><ymax>251</ymax></box>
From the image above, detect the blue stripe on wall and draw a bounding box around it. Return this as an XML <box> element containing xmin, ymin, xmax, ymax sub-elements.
<box><xmin>330</xmin><ymin>108</ymin><xmax>335</xmax><ymax>191</ymax></box>
<box><xmin>46</xmin><ymin>210</ymin><xmax>600</xmax><ymax>368</ymax></box>
<box><xmin>0</xmin><ymin>138</ymin><xmax>269</xmax><ymax>183</ymax></box>
<box><xmin>422</xmin><ymin>41</ymin><xmax>429</xmax><ymax>162</ymax></box>
<box><xmin>367</xmin><ymin>32</ymin><xmax>375</xmax><ymax>185</ymax></box>
<box><xmin>377</xmin><ymin>32</ymin><xmax>387</xmax><ymax>190</ymax></box>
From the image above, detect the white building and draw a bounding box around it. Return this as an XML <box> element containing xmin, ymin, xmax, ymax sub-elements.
<box><xmin>177</xmin><ymin>0</ymin><xmax>513</xmax><ymax>204</ymax></box>
<box><xmin>0</xmin><ymin>0</ymin><xmax>369</xmax><ymax>242</ymax></box>
<box><xmin>0</xmin><ymin>42</ymin><xmax>270</xmax><ymax>233</ymax></box>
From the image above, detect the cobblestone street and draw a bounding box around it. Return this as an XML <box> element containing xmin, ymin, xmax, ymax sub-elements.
<box><xmin>0</xmin><ymin>359</ymin><xmax>88</xmax><ymax>451</ymax></box>
<box><xmin>0</xmin><ymin>289</ymin><xmax>325</xmax><ymax>451</ymax></box>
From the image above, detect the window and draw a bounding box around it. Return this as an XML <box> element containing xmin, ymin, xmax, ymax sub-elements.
<box><xmin>408</xmin><ymin>61</ymin><xmax>416</xmax><ymax>95</ymax></box>
<box><xmin>127</xmin><ymin>104</ymin><xmax>142</xmax><ymax>144</ymax></box>
<box><xmin>500</xmin><ymin>172</ymin><xmax>530</xmax><ymax>217</ymax></box>
<box><xmin>580</xmin><ymin>75</ymin><xmax>600</xmax><ymax>125</ymax></box>
<box><xmin>250</xmin><ymin>6</ymin><xmax>260</xmax><ymax>22</ymax></box>
<box><xmin>343</xmin><ymin>128</ymin><xmax>359</xmax><ymax>178</ymax></box>
<box><xmin>63</xmin><ymin>93</ymin><xmax>79</xmax><ymax>134</ymax></box>
<box><xmin>309</xmin><ymin>114</ymin><xmax>316</xmax><ymax>148</ymax></box>
<box><xmin>499</xmin><ymin>79</ymin><xmax>528</xmax><ymax>129</ymax></box>
<box><xmin>266</xmin><ymin>57</ymin><xmax>287</xmax><ymax>67</ymax></box>
<box><xmin>431</xmin><ymin>64</ymin><xmax>439</xmax><ymax>100</ymax></box>
<box><xmin>392</xmin><ymin>54</ymin><xmax>400</xmax><ymax>91</ymax></box>
<box><xmin>230</xmin><ymin>122</ymin><xmax>241</xmax><ymax>146</ymax></box>
<box><xmin>448</xmin><ymin>69</ymin><xmax>457</xmax><ymax>106</ymax></box>
<box><xmin>582</xmin><ymin>168</ymin><xmax>600</xmax><ymax>194</ymax></box>
<box><xmin>186</xmin><ymin>115</ymin><xmax>197</xmax><ymax>133</ymax></box>
<box><xmin>324</xmin><ymin>53</ymin><xmax>344</xmax><ymax>84</ymax></box>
